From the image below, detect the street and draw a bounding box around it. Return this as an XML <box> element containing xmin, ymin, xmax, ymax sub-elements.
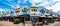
<box><xmin>0</xmin><ymin>21</ymin><xmax>60</xmax><ymax>26</ymax></box>
<box><xmin>44</xmin><ymin>21</ymin><xmax>60</xmax><ymax>26</ymax></box>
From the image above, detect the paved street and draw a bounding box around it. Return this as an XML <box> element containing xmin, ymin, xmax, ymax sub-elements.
<box><xmin>44</xmin><ymin>21</ymin><xmax>60</xmax><ymax>26</ymax></box>
<box><xmin>0</xmin><ymin>21</ymin><xmax>60</xmax><ymax>26</ymax></box>
<box><xmin>0</xmin><ymin>21</ymin><xmax>23</xmax><ymax>26</ymax></box>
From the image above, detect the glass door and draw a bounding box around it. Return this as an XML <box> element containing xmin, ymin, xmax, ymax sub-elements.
<box><xmin>25</xmin><ymin>24</ymin><xmax>32</xmax><ymax>26</ymax></box>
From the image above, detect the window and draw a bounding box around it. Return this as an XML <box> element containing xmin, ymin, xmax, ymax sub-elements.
<box><xmin>46</xmin><ymin>12</ymin><xmax>49</xmax><ymax>13</ymax></box>
<box><xmin>34</xmin><ymin>9</ymin><xmax>35</xmax><ymax>11</ymax></box>
<box><xmin>15</xmin><ymin>11</ymin><xmax>20</xmax><ymax>13</ymax></box>
<box><xmin>31</xmin><ymin>9</ymin><xmax>37</xmax><ymax>12</ymax></box>
<box><xmin>6</xmin><ymin>11</ymin><xmax>9</xmax><ymax>14</ymax></box>
<box><xmin>40</xmin><ymin>9</ymin><xmax>45</xmax><ymax>14</ymax></box>
<box><xmin>2</xmin><ymin>11</ymin><xmax>4</xmax><ymax>14</ymax></box>
<box><xmin>32</xmin><ymin>9</ymin><xmax>33</xmax><ymax>12</ymax></box>
<box><xmin>36</xmin><ymin>10</ymin><xmax>37</xmax><ymax>11</ymax></box>
<box><xmin>22</xmin><ymin>8</ymin><xmax>27</xmax><ymax>12</ymax></box>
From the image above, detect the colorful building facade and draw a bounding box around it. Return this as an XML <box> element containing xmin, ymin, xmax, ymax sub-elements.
<box><xmin>20</xmin><ymin>4</ymin><xmax>30</xmax><ymax>15</ymax></box>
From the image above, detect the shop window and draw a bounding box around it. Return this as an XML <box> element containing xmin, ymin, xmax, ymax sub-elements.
<box><xmin>25</xmin><ymin>17</ymin><xmax>30</xmax><ymax>21</ymax></box>
<box><xmin>30</xmin><ymin>18</ymin><xmax>39</xmax><ymax>22</ymax></box>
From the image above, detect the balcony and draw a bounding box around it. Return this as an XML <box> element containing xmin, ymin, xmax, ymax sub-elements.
<box><xmin>30</xmin><ymin>14</ymin><xmax>40</xmax><ymax>16</ymax></box>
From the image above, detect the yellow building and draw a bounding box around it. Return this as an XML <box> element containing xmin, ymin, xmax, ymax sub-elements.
<box><xmin>14</xmin><ymin>8</ymin><xmax>20</xmax><ymax>16</ymax></box>
<box><xmin>30</xmin><ymin>6</ymin><xmax>38</xmax><ymax>15</ymax></box>
<box><xmin>30</xmin><ymin>6</ymin><xmax>39</xmax><ymax>26</ymax></box>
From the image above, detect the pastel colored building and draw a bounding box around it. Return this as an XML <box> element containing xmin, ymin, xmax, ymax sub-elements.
<box><xmin>0</xmin><ymin>9</ymin><xmax>5</xmax><ymax>17</ymax></box>
<box><xmin>20</xmin><ymin>4</ymin><xmax>30</xmax><ymax>15</ymax></box>
<box><xmin>14</xmin><ymin>8</ymin><xmax>20</xmax><ymax>16</ymax></box>
<box><xmin>5</xmin><ymin>10</ymin><xmax>11</xmax><ymax>16</ymax></box>
<box><xmin>38</xmin><ymin>6</ymin><xmax>46</xmax><ymax>16</ymax></box>
<box><xmin>10</xmin><ymin>10</ymin><xmax>14</xmax><ymax>16</ymax></box>
<box><xmin>30</xmin><ymin>6</ymin><xmax>39</xmax><ymax>16</ymax></box>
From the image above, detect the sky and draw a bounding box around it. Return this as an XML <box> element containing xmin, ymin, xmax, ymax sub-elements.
<box><xmin>0</xmin><ymin>0</ymin><xmax>60</xmax><ymax>14</ymax></box>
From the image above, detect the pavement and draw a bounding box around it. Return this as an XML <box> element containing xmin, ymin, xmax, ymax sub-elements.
<box><xmin>0</xmin><ymin>21</ymin><xmax>23</xmax><ymax>26</ymax></box>
<box><xmin>0</xmin><ymin>21</ymin><xmax>60</xmax><ymax>26</ymax></box>
<box><xmin>44</xmin><ymin>21</ymin><xmax>60</xmax><ymax>26</ymax></box>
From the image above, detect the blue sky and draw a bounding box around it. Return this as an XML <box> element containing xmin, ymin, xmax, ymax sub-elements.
<box><xmin>0</xmin><ymin>0</ymin><xmax>60</xmax><ymax>13</ymax></box>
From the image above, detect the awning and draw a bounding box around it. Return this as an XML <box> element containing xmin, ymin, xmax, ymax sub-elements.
<box><xmin>20</xmin><ymin>14</ymin><xmax>30</xmax><ymax>16</ymax></box>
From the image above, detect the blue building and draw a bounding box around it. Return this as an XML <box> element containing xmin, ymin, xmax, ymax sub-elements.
<box><xmin>38</xmin><ymin>6</ymin><xmax>46</xmax><ymax>16</ymax></box>
<box><xmin>10</xmin><ymin>10</ymin><xmax>14</xmax><ymax>16</ymax></box>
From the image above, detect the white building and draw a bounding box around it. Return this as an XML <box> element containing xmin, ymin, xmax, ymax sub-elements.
<box><xmin>0</xmin><ymin>8</ymin><xmax>5</xmax><ymax>17</ymax></box>
<box><xmin>5</xmin><ymin>10</ymin><xmax>11</xmax><ymax>16</ymax></box>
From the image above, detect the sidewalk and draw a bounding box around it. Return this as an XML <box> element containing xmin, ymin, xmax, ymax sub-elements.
<box><xmin>0</xmin><ymin>21</ymin><xmax>23</xmax><ymax>26</ymax></box>
<box><xmin>0</xmin><ymin>21</ymin><xmax>60</xmax><ymax>26</ymax></box>
<box><xmin>44</xmin><ymin>21</ymin><xmax>60</xmax><ymax>26</ymax></box>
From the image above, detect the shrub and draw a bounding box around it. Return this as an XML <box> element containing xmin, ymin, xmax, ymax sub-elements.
<box><xmin>13</xmin><ymin>19</ymin><xmax>22</xmax><ymax>24</ymax></box>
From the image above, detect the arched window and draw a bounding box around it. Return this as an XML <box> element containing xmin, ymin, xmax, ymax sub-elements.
<box><xmin>40</xmin><ymin>9</ymin><xmax>45</xmax><ymax>14</ymax></box>
<box><xmin>31</xmin><ymin>9</ymin><xmax>37</xmax><ymax>12</ymax></box>
<box><xmin>39</xmin><ymin>6</ymin><xmax>46</xmax><ymax>14</ymax></box>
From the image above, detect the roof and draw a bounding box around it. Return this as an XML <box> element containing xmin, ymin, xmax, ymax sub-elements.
<box><xmin>20</xmin><ymin>14</ymin><xmax>30</xmax><ymax>16</ymax></box>
<box><xmin>14</xmin><ymin>8</ymin><xmax>20</xmax><ymax>10</ymax></box>
<box><xmin>30</xmin><ymin>6</ymin><xmax>38</xmax><ymax>8</ymax></box>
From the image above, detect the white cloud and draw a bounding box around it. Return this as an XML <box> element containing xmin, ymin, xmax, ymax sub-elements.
<box><xmin>0</xmin><ymin>8</ymin><xmax>5</xmax><ymax>11</ymax></box>
<box><xmin>53</xmin><ymin>0</ymin><xmax>60</xmax><ymax>3</ymax></box>
<box><xmin>29</xmin><ymin>0</ymin><xmax>60</xmax><ymax>12</ymax></box>
<box><xmin>1</xmin><ymin>2</ymin><xmax>15</xmax><ymax>8</ymax></box>
<box><xmin>46</xmin><ymin>2</ymin><xmax>60</xmax><ymax>12</ymax></box>
<box><xmin>30</xmin><ymin>0</ymin><xmax>43</xmax><ymax>6</ymax></box>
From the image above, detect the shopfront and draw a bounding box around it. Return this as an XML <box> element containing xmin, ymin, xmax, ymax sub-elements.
<box><xmin>30</xmin><ymin>16</ymin><xmax>39</xmax><ymax>26</ymax></box>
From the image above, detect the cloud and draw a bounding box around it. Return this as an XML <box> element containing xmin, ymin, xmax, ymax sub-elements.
<box><xmin>29</xmin><ymin>0</ymin><xmax>60</xmax><ymax>13</ymax></box>
<box><xmin>0</xmin><ymin>0</ymin><xmax>60</xmax><ymax>14</ymax></box>
<box><xmin>46</xmin><ymin>3</ymin><xmax>60</xmax><ymax>13</ymax></box>
<box><xmin>0</xmin><ymin>8</ymin><xmax>5</xmax><ymax>11</ymax></box>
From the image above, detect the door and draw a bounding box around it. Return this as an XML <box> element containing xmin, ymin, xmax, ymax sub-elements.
<box><xmin>30</xmin><ymin>17</ymin><xmax>39</xmax><ymax>22</ymax></box>
<box><xmin>25</xmin><ymin>24</ymin><xmax>32</xmax><ymax>26</ymax></box>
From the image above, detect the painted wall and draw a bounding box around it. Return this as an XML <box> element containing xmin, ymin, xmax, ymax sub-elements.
<box><xmin>30</xmin><ymin>6</ymin><xmax>39</xmax><ymax>16</ymax></box>
<box><xmin>38</xmin><ymin>6</ymin><xmax>46</xmax><ymax>15</ymax></box>
<box><xmin>20</xmin><ymin>4</ymin><xmax>30</xmax><ymax>15</ymax></box>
